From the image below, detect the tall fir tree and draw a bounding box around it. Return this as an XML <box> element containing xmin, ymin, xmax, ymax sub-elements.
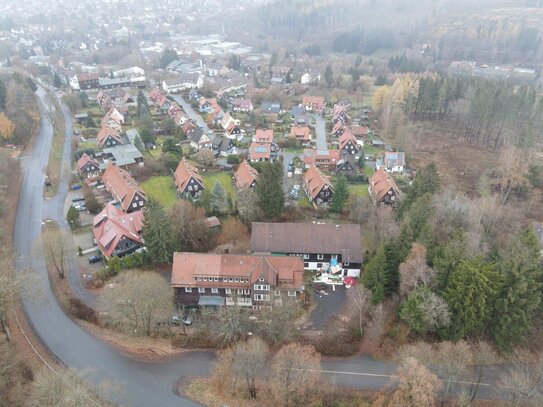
<box><xmin>444</xmin><ymin>258</ymin><xmax>503</xmax><ymax>340</ymax></box>
<box><xmin>492</xmin><ymin>229</ymin><xmax>543</xmax><ymax>351</ymax></box>
<box><xmin>143</xmin><ymin>198</ymin><xmax>173</xmax><ymax>264</ymax></box>
<box><xmin>210</xmin><ymin>182</ymin><xmax>227</xmax><ymax>214</ymax></box>
<box><xmin>255</xmin><ymin>161</ymin><xmax>284</xmax><ymax>219</ymax></box>
<box><xmin>330</xmin><ymin>175</ymin><xmax>349</xmax><ymax>213</ymax></box>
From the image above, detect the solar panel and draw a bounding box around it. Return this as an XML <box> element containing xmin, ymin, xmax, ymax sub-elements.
<box><xmin>255</xmin><ymin>147</ymin><xmax>268</xmax><ymax>153</ymax></box>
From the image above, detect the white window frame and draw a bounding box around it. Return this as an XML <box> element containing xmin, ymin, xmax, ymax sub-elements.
<box><xmin>274</xmin><ymin>290</ymin><xmax>281</xmax><ymax>296</ymax></box>
<box><xmin>225</xmin><ymin>288</ymin><xmax>232</xmax><ymax>294</ymax></box>
<box><xmin>244</xmin><ymin>289</ymin><xmax>250</xmax><ymax>295</ymax></box>
<box><xmin>317</xmin><ymin>254</ymin><xmax>324</xmax><ymax>260</ymax></box>
<box><xmin>184</xmin><ymin>287</ymin><xmax>192</xmax><ymax>293</ymax></box>
<box><xmin>213</xmin><ymin>277</ymin><xmax>219</xmax><ymax>282</ymax></box>
<box><xmin>198</xmin><ymin>287</ymin><xmax>205</xmax><ymax>293</ymax></box>
<box><xmin>211</xmin><ymin>288</ymin><xmax>218</xmax><ymax>294</ymax></box>
<box><xmin>237</xmin><ymin>289</ymin><xmax>243</xmax><ymax>295</ymax></box>
<box><xmin>288</xmin><ymin>290</ymin><xmax>296</xmax><ymax>297</ymax></box>
<box><xmin>303</xmin><ymin>254</ymin><xmax>310</xmax><ymax>260</ymax></box>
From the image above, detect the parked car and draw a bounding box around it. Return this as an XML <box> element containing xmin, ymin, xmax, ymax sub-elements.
<box><xmin>73</xmin><ymin>203</ymin><xmax>86</xmax><ymax>211</ymax></box>
<box><xmin>72</xmin><ymin>195</ymin><xmax>85</xmax><ymax>202</ymax></box>
<box><xmin>171</xmin><ymin>315</ymin><xmax>192</xmax><ymax>326</ymax></box>
<box><xmin>71</xmin><ymin>184</ymin><xmax>81</xmax><ymax>190</ymax></box>
<box><xmin>88</xmin><ymin>255</ymin><xmax>101</xmax><ymax>264</ymax></box>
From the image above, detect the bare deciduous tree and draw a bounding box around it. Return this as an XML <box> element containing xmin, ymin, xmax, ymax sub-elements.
<box><xmin>41</xmin><ymin>228</ymin><xmax>68</xmax><ymax>279</ymax></box>
<box><xmin>347</xmin><ymin>283</ymin><xmax>372</xmax><ymax>334</ymax></box>
<box><xmin>270</xmin><ymin>343</ymin><xmax>322</xmax><ymax>407</ymax></box>
<box><xmin>500</xmin><ymin>350</ymin><xmax>543</xmax><ymax>407</ymax></box>
<box><xmin>218</xmin><ymin>217</ymin><xmax>249</xmax><ymax>247</ymax></box>
<box><xmin>98</xmin><ymin>271</ymin><xmax>172</xmax><ymax>336</ymax></box>
<box><xmin>212</xmin><ymin>338</ymin><xmax>268</xmax><ymax>399</ymax></box>
<box><xmin>192</xmin><ymin>148</ymin><xmax>215</xmax><ymax>168</ymax></box>
<box><xmin>399</xmin><ymin>243</ymin><xmax>435</xmax><ymax>297</ymax></box>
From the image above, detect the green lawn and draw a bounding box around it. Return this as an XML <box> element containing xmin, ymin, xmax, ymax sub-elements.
<box><xmin>141</xmin><ymin>176</ymin><xmax>178</xmax><ymax>209</ymax></box>
<box><xmin>349</xmin><ymin>184</ymin><xmax>370</xmax><ymax>199</ymax></box>
<box><xmin>203</xmin><ymin>171</ymin><xmax>236</xmax><ymax>201</ymax></box>
<box><xmin>363</xmin><ymin>165</ymin><xmax>374</xmax><ymax>178</ymax></box>
<box><xmin>78</xmin><ymin>140</ymin><xmax>96</xmax><ymax>151</ymax></box>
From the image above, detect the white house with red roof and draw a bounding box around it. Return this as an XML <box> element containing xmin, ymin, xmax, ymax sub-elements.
<box><xmin>76</xmin><ymin>153</ymin><xmax>101</xmax><ymax>180</ymax></box>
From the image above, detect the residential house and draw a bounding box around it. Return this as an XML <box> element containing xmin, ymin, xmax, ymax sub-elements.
<box><xmin>303</xmin><ymin>149</ymin><xmax>341</xmax><ymax>170</ymax></box>
<box><xmin>199</xmin><ymin>97</ymin><xmax>214</xmax><ymax>113</ymax></box>
<box><xmin>260</xmin><ymin>101</ymin><xmax>281</xmax><ymax>116</ymax></box>
<box><xmin>211</xmin><ymin>135</ymin><xmax>234</xmax><ymax>157</ymax></box>
<box><xmin>74</xmin><ymin>112</ymin><xmax>88</xmax><ymax>124</ymax></box>
<box><xmin>249</xmin><ymin>142</ymin><xmax>276</xmax><ymax>162</ymax></box>
<box><xmin>301</xmin><ymin>71</ymin><xmax>320</xmax><ymax>85</ymax></box>
<box><xmin>235</xmin><ymin>160</ymin><xmax>258</xmax><ymax>189</ymax></box>
<box><xmin>332</xmin><ymin>122</ymin><xmax>347</xmax><ymax>138</ymax></box>
<box><xmin>105</xmin><ymin>88</ymin><xmax>132</xmax><ymax>106</ymax></box>
<box><xmin>351</xmin><ymin>125</ymin><xmax>369</xmax><ymax>138</ymax></box>
<box><xmin>102</xmin><ymin>164</ymin><xmax>147</xmax><ymax>213</ymax></box>
<box><xmin>76</xmin><ymin>73</ymin><xmax>99</xmax><ymax>90</ymax></box>
<box><xmin>336</xmin><ymin>156</ymin><xmax>357</xmax><ymax>175</ymax></box>
<box><xmin>254</xmin><ymin>129</ymin><xmax>274</xmax><ymax>144</ymax></box>
<box><xmin>190</xmin><ymin>128</ymin><xmax>213</xmax><ymax>150</ymax></box>
<box><xmin>221</xmin><ymin>113</ymin><xmax>241</xmax><ymax>139</ymax></box>
<box><xmin>76</xmin><ymin>153</ymin><xmax>101</xmax><ymax>181</ymax></box>
<box><xmin>339</xmin><ymin>130</ymin><xmax>359</xmax><ymax>157</ymax></box>
<box><xmin>369</xmin><ymin>168</ymin><xmax>401</xmax><ymax>207</ymax></box>
<box><xmin>97</xmin><ymin>126</ymin><xmax>124</xmax><ymax>149</ymax></box>
<box><xmin>92</xmin><ymin>203</ymin><xmax>144</xmax><ymax>258</ymax></box>
<box><xmin>231</xmin><ymin>99</ymin><xmax>253</xmax><ymax>113</ymax></box>
<box><xmin>250</xmin><ymin>222</ymin><xmax>363</xmax><ymax>276</ymax></box>
<box><xmin>289</xmin><ymin>126</ymin><xmax>311</xmax><ymax>145</ymax></box>
<box><xmin>101</xmin><ymin>107</ymin><xmax>125</xmax><ymax>130</ymax></box>
<box><xmin>302</xmin><ymin>95</ymin><xmax>325</xmax><ymax>113</ymax></box>
<box><xmin>171</xmin><ymin>252</ymin><xmax>305</xmax><ymax>308</ymax></box>
<box><xmin>174</xmin><ymin>158</ymin><xmax>205</xmax><ymax>198</ymax></box>
<box><xmin>384</xmin><ymin>151</ymin><xmax>406</xmax><ymax>173</ymax></box>
<box><xmin>302</xmin><ymin>165</ymin><xmax>334</xmax><ymax>207</ymax></box>
<box><xmin>149</xmin><ymin>88</ymin><xmax>171</xmax><ymax>114</ymax></box>
<box><xmin>168</xmin><ymin>104</ymin><xmax>188</xmax><ymax>126</ymax></box>
<box><xmin>162</xmin><ymin>75</ymin><xmax>201</xmax><ymax>93</ymax></box>
<box><xmin>96</xmin><ymin>90</ymin><xmax>113</xmax><ymax>111</ymax></box>
<box><xmin>332</xmin><ymin>104</ymin><xmax>350</xmax><ymax>125</ymax></box>
<box><xmin>101</xmin><ymin>144</ymin><xmax>144</xmax><ymax>171</ymax></box>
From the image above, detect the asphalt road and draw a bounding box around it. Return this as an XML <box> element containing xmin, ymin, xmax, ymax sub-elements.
<box><xmin>171</xmin><ymin>93</ymin><xmax>213</xmax><ymax>135</ymax></box>
<box><xmin>12</xmin><ymin>84</ymin><xmax>508</xmax><ymax>406</ymax></box>
<box><xmin>310</xmin><ymin>113</ymin><xmax>327</xmax><ymax>150</ymax></box>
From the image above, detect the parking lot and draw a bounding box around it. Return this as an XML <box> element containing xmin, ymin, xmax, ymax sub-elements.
<box><xmin>306</xmin><ymin>284</ymin><xmax>347</xmax><ymax>330</ymax></box>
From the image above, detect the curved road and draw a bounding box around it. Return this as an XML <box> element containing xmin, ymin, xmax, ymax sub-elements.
<box><xmin>13</xmin><ymin>85</ymin><xmax>506</xmax><ymax>406</ymax></box>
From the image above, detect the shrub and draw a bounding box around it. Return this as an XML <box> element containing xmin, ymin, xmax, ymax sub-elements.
<box><xmin>67</xmin><ymin>297</ymin><xmax>98</xmax><ymax>324</ymax></box>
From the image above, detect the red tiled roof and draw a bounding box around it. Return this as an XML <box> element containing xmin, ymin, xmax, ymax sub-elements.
<box><xmin>302</xmin><ymin>164</ymin><xmax>333</xmax><ymax>200</ymax></box>
<box><xmin>97</xmin><ymin>125</ymin><xmax>122</xmax><ymax>148</ymax></box>
<box><xmin>303</xmin><ymin>149</ymin><xmax>341</xmax><ymax>167</ymax></box>
<box><xmin>351</xmin><ymin>126</ymin><xmax>369</xmax><ymax>137</ymax></box>
<box><xmin>369</xmin><ymin>168</ymin><xmax>401</xmax><ymax>202</ymax></box>
<box><xmin>171</xmin><ymin>252</ymin><xmax>304</xmax><ymax>290</ymax></box>
<box><xmin>302</xmin><ymin>95</ymin><xmax>325</xmax><ymax>111</ymax></box>
<box><xmin>255</xmin><ymin>129</ymin><xmax>274</xmax><ymax>143</ymax></box>
<box><xmin>102</xmin><ymin>164</ymin><xmax>146</xmax><ymax>212</ymax></box>
<box><xmin>339</xmin><ymin>129</ymin><xmax>358</xmax><ymax>150</ymax></box>
<box><xmin>174</xmin><ymin>159</ymin><xmax>204</xmax><ymax>193</ymax></box>
<box><xmin>249</xmin><ymin>142</ymin><xmax>271</xmax><ymax>160</ymax></box>
<box><xmin>93</xmin><ymin>203</ymin><xmax>144</xmax><ymax>258</ymax></box>
<box><xmin>290</xmin><ymin>126</ymin><xmax>310</xmax><ymax>141</ymax></box>
<box><xmin>235</xmin><ymin>160</ymin><xmax>258</xmax><ymax>189</ymax></box>
<box><xmin>332</xmin><ymin>122</ymin><xmax>346</xmax><ymax>135</ymax></box>
<box><xmin>76</xmin><ymin>153</ymin><xmax>99</xmax><ymax>173</ymax></box>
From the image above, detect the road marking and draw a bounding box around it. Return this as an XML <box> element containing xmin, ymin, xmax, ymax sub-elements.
<box><xmin>312</xmin><ymin>369</ymin><xmax>491</xmax><ymax>387</ymax></box>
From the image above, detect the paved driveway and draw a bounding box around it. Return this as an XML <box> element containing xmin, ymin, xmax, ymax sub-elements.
<box><xmin>171</xmin><ymin>94</ymin><xmax>212</xmax><ymax>134</ymax></box>
<box><xmin>310</xmin><ymin>113</ymin><xmax>327</xmax><ymax>150</ymax></box>
<box><xmin>307</xmin><ymin>284</ymin><xmax>347</xmax><ymax>330</ymax></box>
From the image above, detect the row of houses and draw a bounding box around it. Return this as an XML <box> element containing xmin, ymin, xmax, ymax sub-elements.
<box><xmin>69</xmin><ymin>72</ymin><xmax>146</xmax><ymax>91</ymax></box>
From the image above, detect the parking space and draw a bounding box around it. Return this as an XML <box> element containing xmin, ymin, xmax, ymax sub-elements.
<box><xmin>306</xmin><ymin>284</ymin><xmax>347</xmax><ymax>330</ymax></box>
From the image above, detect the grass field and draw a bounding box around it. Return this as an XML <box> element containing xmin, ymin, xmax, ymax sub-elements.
<box><xmin>349</xmin><ymin>183</ymin><xmax>370</xmax><ymax>199</ymax></box>
<box><xmin>141</xmin><ymin>176</ymin><xmax>178</xmax><ymax>208</ymax></box>
<box><xmin>203</xmin><ymin>171</ymin><xmax>236</xmax><ymax>201</ymax></box>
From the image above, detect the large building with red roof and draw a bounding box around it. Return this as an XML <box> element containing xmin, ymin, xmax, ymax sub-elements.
<box><xmin>171</xmin><ymin>252</ymin><xmax>304</xmax><ymax>308</ymax></box>
<box><xmin>93</xmin><ymin>203</ymin><xmax>144</xmax><ymax>258</ymax></box>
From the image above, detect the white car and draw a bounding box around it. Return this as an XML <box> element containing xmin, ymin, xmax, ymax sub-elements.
<box><xmin>287</xmin><ymin>171</ymin><xmax>293</xmax><ymax>178</ymax></box>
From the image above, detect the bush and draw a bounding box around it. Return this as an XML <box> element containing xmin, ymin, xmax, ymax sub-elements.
<box><xmin>226</xmin><ymin>154</ymin><xmax>240</xmax><ymax>164</ymax></box>
<box><xmin>313</xmin><ymin>324</ymin><xmax>360</xmax><ymax>357</ymax></box>
<box><xmin>84</xmin><ymin>189</ymin><xmax>101</xmax><ymax>214</ymax></box>
<box><xmin>67</xmin><ymin>297</ymin><xmax>98</xmax><ymax>324</ymax></box>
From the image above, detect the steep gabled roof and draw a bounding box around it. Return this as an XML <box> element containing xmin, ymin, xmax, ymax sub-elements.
<box><xmin>76</xmin><ymin>153</ymin><xmax>100</xmax><ymax>173</ymax></box>
<box><xmin>339</xmin><ymin>129</ymin><xmax>358</xmax><ymax>150</ymax></box>
<box><xmin>102</xmin><ymin>163</ymin><xmax>146</xmax><ymax>212</ymax></box>
<box><xmin>174</xmin><ymin>158</ymin><xmax>204</xmax><ymax>193</ymax></box>
<box><xmin>302</xmin><ymin>164</ymin><xmax>333</xmax><ymax>200</ymax></box>
<box><xmin>290</xmin><ymin>126</ymin><xmax>310</xmax><ymax>140</ymax></box>
<box><xmin>97</xmin><ymin>125</ymin><xmax>123</xmax><ymax>148</ymax></box>
<box><xmin>255</xmin><ymin>129</ymin><xmax>274</xmax><ymax>143</ymax></box>
<box><xmin>369</xmin><ymin>167</ymin><xmax>401</xmax><ymax>203</ymax></box>
<box><xmin>235</xmin><ymin>160</ymin><xmax>258</xmax><ymax>189</ymax></box>
<box><xmin>249</xmin><ymin>142</ymin><xmax>271</xmax><ymax>160</ymax></box>
<box><xmin>93</xmin><ymin>203</ymin><xmax>144</xmax><ymax>257</ymax></box>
